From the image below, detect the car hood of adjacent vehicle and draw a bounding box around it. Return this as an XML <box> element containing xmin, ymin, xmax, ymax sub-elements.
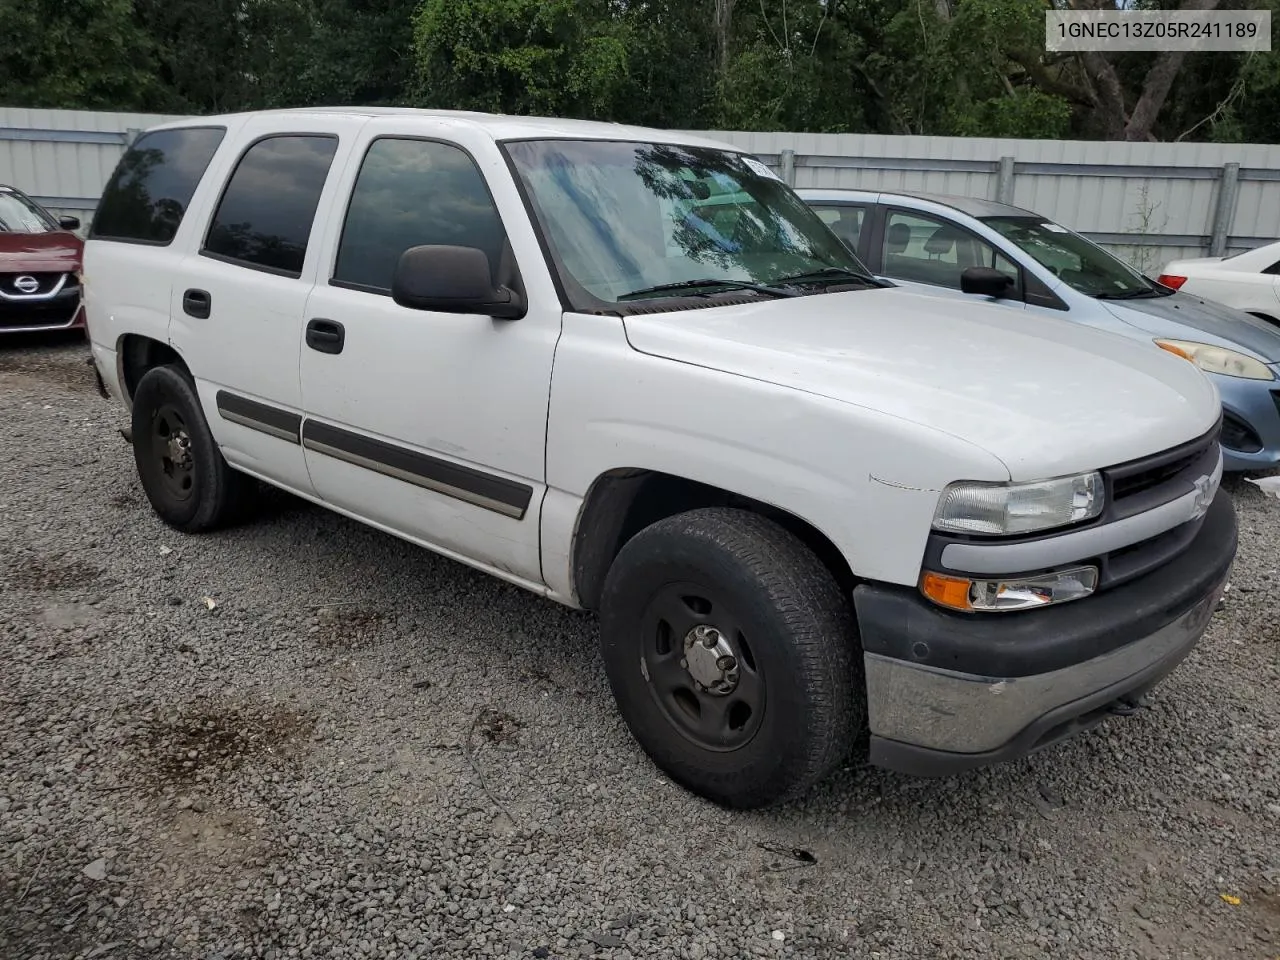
<box><xmin>1101</xmin><ymin>290</ymin><xmax>1280</xmax><ymax>363</ymax></box>
<box><xmin>0</xmin><ymin>231</ymin><xmax>83</xmax><ymax>271</ymax></box>
<box><xmin>620</xmin><ymin>286</ymin><xmax>1222</xmax><ymax>481</ymax></box>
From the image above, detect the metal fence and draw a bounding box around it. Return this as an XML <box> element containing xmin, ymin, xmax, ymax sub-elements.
<box><xmin>1</xmin><ymin>107</ymin><xmax>1277</xmax><ymax>271</ymax></box>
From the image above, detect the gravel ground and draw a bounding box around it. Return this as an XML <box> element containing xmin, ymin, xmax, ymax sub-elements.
<box><xmin>1</xmin><ymin>337</ymin><xmax>1278</xmax><ymax>960</ymax></box>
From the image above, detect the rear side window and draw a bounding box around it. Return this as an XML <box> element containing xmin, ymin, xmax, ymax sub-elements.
<box><xmin>203</xmin><ymin>135</ymin><xmax>339</xmax><ymax>277</ymax></box>
<box><xmin>1264</xmin><ymin>260</ymin><xmax>1280</xmax><ymax>276</ymax></box>
<box><xmin>332</xmin><ymin>138</ymin><xmax>506</xmax><ymax>293</ymax></box>
<box><xmin>90</xmin><ymin>126</ymin><xmax>225</xmax><ymax>245</ymax></box>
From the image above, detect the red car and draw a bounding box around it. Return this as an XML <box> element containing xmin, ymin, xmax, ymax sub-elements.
<box><xmin>0</xmin><ymin>184</ymin><xmax>85</xmax><ymax>335</ymax></box>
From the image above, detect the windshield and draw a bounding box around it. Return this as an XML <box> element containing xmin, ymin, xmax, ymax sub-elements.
<box><xmin>0</xmin><ymin>190</ymin><xmax>58</xmax><ymax>233</ymax></box>
<box><xmin>502</xmin><ymin>139</ymin><xmax>872</xmax><ymax>308</ymax></box>
<box><xmin>981</xmin><ymin>216</ymin><xmax>1162</xmax><ymax>299</ymax></box>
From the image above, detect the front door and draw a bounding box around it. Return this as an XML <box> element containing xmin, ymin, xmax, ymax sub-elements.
<box><xmin>297</xmin><ymin>124</ymin><xmax>562</xmax><ymax>587</ymax></box>
<box><xmin>870</xmin><ymin>206</ymin><xmax>1027</xmax><ymax>313</ymax></box>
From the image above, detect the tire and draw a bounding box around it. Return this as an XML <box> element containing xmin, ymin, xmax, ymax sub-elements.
<box><xmin>130</xmin><ymin>364</ymin><xmax>254</xmax><ymax>532</ymax></box>
<box><xmin>598</xmin><ymin>507</ymin><xmax>864</xmax><ymax>809</ymax></box>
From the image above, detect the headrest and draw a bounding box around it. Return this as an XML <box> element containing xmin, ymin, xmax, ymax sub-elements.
<box><xmin>886</xmin><ymin>222</ymin><xmax>911</xmax><ymax>253</ymax></box>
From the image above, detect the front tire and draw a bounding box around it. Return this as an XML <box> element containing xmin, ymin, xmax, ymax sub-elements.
<box><xmin>599</xmin><ymin>507</ymin><xmax>864</xmax><ymax>809</ymax></box>
<box><xmin>131</xmin><ymin>364</ymin><xmax>253</xmax><ymax>532</ymax></box>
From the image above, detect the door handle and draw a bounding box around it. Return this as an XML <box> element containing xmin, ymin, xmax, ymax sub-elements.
<box><xmin>306</xmin><ymin>317</ymin><xmax>345</xmax><ymax>355</ymax></box>
<box><xmin>183</xmin><ymin>288</ymin><xmax>211</xmax><ymax>319</ymax></box>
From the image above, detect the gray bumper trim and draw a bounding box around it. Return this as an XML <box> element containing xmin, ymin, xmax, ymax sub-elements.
<box><xmin>863</xmin><ymin>576</ymin><xmax>1223</xmax><ymax>755</ymax></box>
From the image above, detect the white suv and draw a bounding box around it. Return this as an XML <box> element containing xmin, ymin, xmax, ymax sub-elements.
<box><xmin>84</xmin><ymin>108</ymin><xmax>1237</xmax><ymax>808</ymax></box>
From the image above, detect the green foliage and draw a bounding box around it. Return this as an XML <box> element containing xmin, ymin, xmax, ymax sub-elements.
<box><xmin>0</xmin><ymin>0</ymin><xmax>1272</xmax><ymax>144</ymax></box>
<box><xmin>0</xmin><ymin>0</ymin><xmax>158</xmax><ymax>109</ymax></box>
<box><xmin>412</xmin><ymin>0</ymin><xmax>631</xmax><ymax>118</ymax></box>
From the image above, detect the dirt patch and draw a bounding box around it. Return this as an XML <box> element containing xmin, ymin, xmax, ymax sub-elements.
<box><xmin>0</xmin><ymin>348</ymin><xmax>97</xmax><ymax>393</ymax></box>
<box><xmin>2</xmin><ymin>550</ymin><xmax>103</xmax><ymax>591</ymax></box>
<box><xmin>128</xmin><ymin>699</ymin><xmax>315</xmax><ymax>790</ymax></box>
<box><xmin>476</xmin><ymin>708</ymin><xmax>523</xmax><ymax>744</ymax></box>
<box><xmin>312</xmin><ymin>605</ymin><xmax>388</xmax><ymax>650</ymax></box>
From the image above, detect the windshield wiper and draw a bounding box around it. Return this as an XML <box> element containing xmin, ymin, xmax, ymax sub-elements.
<box><xmin>772</xmin><ymin>266</ymin><xmax>893</xmax><ymax>289</ymax></box>
<box><xmin>616</xmin><ymin>278</ymin><xmax>799</xmax><ymax>301</ymax></box>
<box><xmin>1094</xmin><ymin>289</ymin><xmax>1161</xmax><ymax>301</ymax></box>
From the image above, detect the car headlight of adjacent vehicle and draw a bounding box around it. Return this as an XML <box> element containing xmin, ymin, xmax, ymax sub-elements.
<box><xmin>1155</xmin><ymin>339</ymin><xmax>1275</xmax><ymax>381</ymax></box>
<box><xmin>931</xmin><ymin>472</ymin><xmax>1104</xmax><ymax>536</ymax></box>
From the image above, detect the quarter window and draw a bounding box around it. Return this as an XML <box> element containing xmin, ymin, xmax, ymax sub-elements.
<box><xmin>333</xmin><ymin>138</ymin><xmax>507</xmax><ymax>294</ymax></box>
<box><xmin>1264</xmin><ymin>259</ymin><xmax>1280</xmax><ymax>276</ymax></box>
<box><xmin>203</xmin><ymin>135</ymin><xmax>338</xmax><ymax>277</ymax></box>
<box><xmin>90</xmin><ymin>126</ymin><xmax>225</xmax><ymax>245</ymax></box>
<box><xmin>882</xmin><ymin>210</ymin><xmax>1019</xmax><ymax>293</ymax></box>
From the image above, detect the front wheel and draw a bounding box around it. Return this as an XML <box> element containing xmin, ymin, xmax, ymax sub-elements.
<box><xmin>599</xmin><ymin>507</ymin><xmax>864</xmax><ymax>809</ymax></box>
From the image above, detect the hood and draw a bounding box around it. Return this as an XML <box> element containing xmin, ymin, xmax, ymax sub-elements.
<box><xmin>621</xmin><ymin>287</ymin><xmax>1221</xmax><ymax>481</ymax></box>
<box><xmin>1102</xmin><ymin>290</ymin><xmax>1280</xmax><ymax>362</ymax></box>
<box><xmin>0</xmin><ymin>231</ymin><xmax>82</xmax><ymax>272</ymax></box>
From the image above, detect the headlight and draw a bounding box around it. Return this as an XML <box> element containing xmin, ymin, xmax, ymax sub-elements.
<box><xmin>1155</xmin><ymin>339</ymin><xmax>1275</xmax><ymax>381</ymax></box>
<box><xmin>932</xmin><ymin>472</ymin><xmax>1104</xmax><ymax>536</ymax></box>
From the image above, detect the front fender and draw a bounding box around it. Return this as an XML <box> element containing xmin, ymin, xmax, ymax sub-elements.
<box><xmin>540</xmin><ymin>313</ymin><xmax>1009</xmax><ymax>602</ymax></box>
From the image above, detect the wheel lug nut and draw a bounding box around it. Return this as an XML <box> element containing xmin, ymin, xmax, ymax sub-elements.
<box><xmin>717</xmin><ymin>655</ymin><xmax>736</xmax><ymax>671</ymax></box>
<box><xmin>679</xmin><ymin>658</ymin><xmax>688</xmax><ymax>669</ymax></box>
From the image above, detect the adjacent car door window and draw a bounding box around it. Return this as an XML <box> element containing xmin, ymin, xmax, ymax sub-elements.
<box><xmin>881</xmin><ymin>209</ymin><xmax>1020</xmax><ymax>294</ymax></box>
<box><xmin>90</xmin><ymin>126</ymin><xmax>226</xmax><ymax>245</ymax></box>
<box><xmin>810</xmin><ymin>204</ymin><xmax>867</xmax><ymax>254</ymax></box>
<box><xmin>202</xmin><ymin>135</ymin><xmax>339</xmax><ymax>277</ymax></box>
<box><xmin>332</xmin><ymin>138</ymin><xmax>508</xmax><ymax>294</ymax></box>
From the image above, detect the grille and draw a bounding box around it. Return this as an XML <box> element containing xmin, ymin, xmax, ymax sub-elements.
<box><xmin>1105</xmin><ymin>419</ymin><xmax>1221</xmax><ymax>511</ymax></box>
<box><xmin>0</xmin><ymin>272</ymin><xmax>66</xmax><ymax>297</ymax></box>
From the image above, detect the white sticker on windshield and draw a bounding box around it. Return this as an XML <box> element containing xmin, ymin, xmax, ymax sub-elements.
<box><xmin>742</xmin><ymin>156</ymin><xmax>783</xmax><ymax>182</ymax></box>
<box><xmin>1040</xmin><ymin>222</ymin><xmax>1068</xmax><ymax>233</ymax></box>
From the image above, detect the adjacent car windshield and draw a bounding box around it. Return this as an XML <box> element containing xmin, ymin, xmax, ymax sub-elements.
<box><xmin>502</xmin><ymin>139</ymin><xmax>873</xmax><ymax>308</ymax></box>
<box><xmin>981</xmin><ymin>216</ymin><xmax>1164</xmax><ymax>299</ymax></box>
<box><xmin>0</xmin><ymin>190</ymin><xmax>59</xmax><ymax>233</ymax></box>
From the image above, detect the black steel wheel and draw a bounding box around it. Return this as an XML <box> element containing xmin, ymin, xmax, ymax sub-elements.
<box><xmin>131</xmin><ymin>364</ymin><xmax>254</xmax><ymax>532</ymax></box>
<box><xmin>599</xmin><ymin>507</ymin><xmax>865</xmax><ymax>809</ymax></box>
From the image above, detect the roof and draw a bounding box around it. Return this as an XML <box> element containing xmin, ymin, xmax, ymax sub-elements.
<box><xmin>147</xmin><ymin>107</ymin><xmax>742</xmax><ymax>152</ymax></box>
<box><xmin>796</xmin><ymin>186</ymin><xmax>1039</xmax><ymax>220</ymax></box>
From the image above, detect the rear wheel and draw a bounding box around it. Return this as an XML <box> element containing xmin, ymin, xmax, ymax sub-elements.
<box><xmin>131</xmin><ymin>364</ymin><xmax>254</xmax><ymax>532</ymax></box>
<box><xmin>599</xmin><ymin>507</ymin><xmax>864</xmax><ymax>808</ymax></box>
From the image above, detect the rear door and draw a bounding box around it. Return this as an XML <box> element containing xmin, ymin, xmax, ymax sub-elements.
<box><xmin>168</xmin><ymin>115</ymin><xmax>366</xmax><ymax>494</ymax></box>
<box><xmin>805</xmin><ymin>201</ymin><xmax>872</xmax><ymax>262</ymax></box>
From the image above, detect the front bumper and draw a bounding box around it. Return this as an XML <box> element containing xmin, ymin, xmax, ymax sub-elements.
<box><xmin>0</xmin><ymin>288</ymin><xmax>85</xmax><ymax>333</ymax></box>
<box><xmin>1215</xmin><ymin>371</ymin><xmax>1280</xmax><ymax>471</ymax></box>
<box><xmin>854</xmin><ymin>492</ymin><xmax>1237</xmax><ymax>776</ymax></box>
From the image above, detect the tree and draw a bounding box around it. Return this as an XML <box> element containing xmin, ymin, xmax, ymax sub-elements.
<box><xmin>0</xmin><ymin>0</ymin><xmax>158</xmax><ymax>110</ymax></box>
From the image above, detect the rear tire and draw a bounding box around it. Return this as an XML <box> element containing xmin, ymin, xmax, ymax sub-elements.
<box><xmin>131</xmin><ymin>364</ymin><xmax>254</xmax><ymax>532</ymax></box>
<box><xmin>599</xmin><ymin>507</ymin><xmax>864</xmax><ymax>809</ymax></box>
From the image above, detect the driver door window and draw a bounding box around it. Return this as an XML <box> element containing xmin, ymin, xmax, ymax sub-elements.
<box><xmin>881</xmin><ymin>209</ymin><xmax>1021</xmax><ymax>297</ymax></box>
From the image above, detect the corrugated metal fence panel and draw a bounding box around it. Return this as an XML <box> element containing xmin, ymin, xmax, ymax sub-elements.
<box><xmin>0</xmin><ymin>108</ymin><xmax>189</xmax><ymax>223</ymax></box>
<box><xmin>695</xmin><ymin>129</ymin><xmax>1280</xmax><ymax>264</ymax></box>
<box><xmin>0</xmin><ymin>110</ymin><xmax>1276</xmax><ymax>264</ymax></box>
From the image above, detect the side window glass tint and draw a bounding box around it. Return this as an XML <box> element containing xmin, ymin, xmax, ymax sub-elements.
<box><xmin>1264</xmin><ymin>259</ymin><xmax>1280</xmax><ymax>276</ymax></box>
<box><xmin>813</xmin><ymin>204</ymin><xmax>866</xmax><ymax>252</ymax></box>
<box><xmin>333</xmin><ymin>138</ymin><xmax>506</xmax><ymax>293</ymax></box>
<box><xmin>90</xmin><ymin>127</ymin><xmax>225</xmax><ymax>245</ymax></box>
<box><xmin>882</xmin><ymin>210</ymin><xmax>1009</xmax><ymax>292</ymax></box>
<box><xmin>204</xmin><ymin>135</ymin><xmax>338</xmax><ymax>276</ymax></box>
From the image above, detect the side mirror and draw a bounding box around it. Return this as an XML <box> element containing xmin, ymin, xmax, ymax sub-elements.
<box><xmin>58</xmin><ymin>216</ymin><xmax>81</xmax><ymax>231</ymax></box>
<box><xmin>960</xmin><ymin>266</ymin><xmax>1015</xmax><ymax>299</ymax></box>
<box><xmin>391</xmin><ymin>244</ymin><xmax>525</xmax><ymax>320</ymax></box>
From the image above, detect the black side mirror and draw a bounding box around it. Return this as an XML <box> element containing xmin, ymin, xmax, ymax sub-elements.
<box><xmin>58</xmin><ymin>216</ymin><xmax>81</xmax><ymax>231</ymax></box>
<box><xmin>391</xmin><ymin>244</ymin><xmax>525</xmax><ymax>320</ymax></box>
<box><xmin>960</xmin><ymin>266</ymin><xmax>1015</xmax><ymax>299</ymax></box>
